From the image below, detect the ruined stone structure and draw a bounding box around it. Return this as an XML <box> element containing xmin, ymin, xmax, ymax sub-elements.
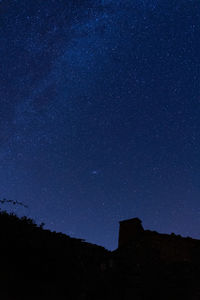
<box><xmin>118</xmin><ymin>218</ymin><xmax>144</xmax><ymax>248</ymax></box>
<box><xmin>118</xmin><ymin>217</ymin><xmax>200</xmax><ymax>263</ymax></box>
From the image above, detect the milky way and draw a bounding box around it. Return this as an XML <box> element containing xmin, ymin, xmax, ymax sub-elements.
<box><xmin>0</xmin><ymin>0</ymin><xmax>200</xmax><ymax>249</ymax></box>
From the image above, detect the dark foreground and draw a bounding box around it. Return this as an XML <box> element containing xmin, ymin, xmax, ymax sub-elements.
<box><xmin>0</xmin><ymin>211</ymin><xmax>199</xmax><ymax>299</ymax></box>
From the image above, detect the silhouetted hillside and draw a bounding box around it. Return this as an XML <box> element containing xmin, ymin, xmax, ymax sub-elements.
<box><xmin>0</xmin><ymin>211</ymin><xmax>109</xmax><ymax>299</ymax></box>
<box><xmin>0</xmin><ymin>212</ymin><xmax>199</xmax><ymax>299</ymax></box>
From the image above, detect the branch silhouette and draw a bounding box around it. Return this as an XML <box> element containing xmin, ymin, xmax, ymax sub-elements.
<box><xmin>0</xmin><ymin>198</ymin><xmax>28</xmax><ymax>208</ymax></box>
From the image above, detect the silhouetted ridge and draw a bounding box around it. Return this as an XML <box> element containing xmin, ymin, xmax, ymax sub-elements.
<box><xmin>0</xmin><ymin>211</ymin><xmax>109</xmax><ymax>300</ymax></box>
<box><xmin>0</xmin><ymin>212</ymin><xmax>199</xmax><ymax>299</ymax></box>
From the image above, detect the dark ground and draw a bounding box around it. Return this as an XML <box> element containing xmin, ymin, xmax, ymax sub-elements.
<box><xmin>0</xmin><ymin>211</ymin><xmax>199</xmax><ymax>299</ymax></box>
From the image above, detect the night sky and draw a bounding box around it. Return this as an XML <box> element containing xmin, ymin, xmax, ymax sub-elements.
<box><xmin>0</xmin><ymin>0</ymin><xmax>200</xmax><ymax>250</ymax></box>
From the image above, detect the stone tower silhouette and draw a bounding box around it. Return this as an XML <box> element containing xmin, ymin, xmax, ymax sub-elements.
<box><xmin>118</xmin><ymin>217</ymin><xmax>144</xmax><ymax>248</ymax></box>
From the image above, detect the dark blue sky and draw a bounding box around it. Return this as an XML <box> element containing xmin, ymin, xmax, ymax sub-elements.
<box><xmin>0</xmin><ymin>0</ymin><xmax>200</xmax><ymax>249</ymax></box>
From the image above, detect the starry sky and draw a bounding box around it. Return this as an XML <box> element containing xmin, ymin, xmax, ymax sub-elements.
<box><xmin>0</xmin><ymin>0</ymin><xmax>200</xmax><ymax>250</ymax></box>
